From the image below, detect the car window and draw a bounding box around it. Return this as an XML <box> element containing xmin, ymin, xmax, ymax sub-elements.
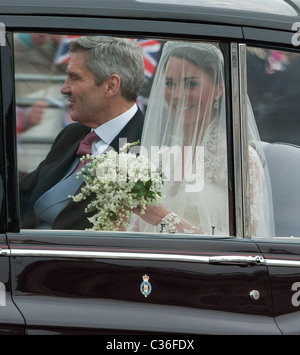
<box><xmin>14</xmin><ymin>33</ymin><xmax>68</xmax><ymax>175</ymax></box>
<box><xmin>247</xmin><ymin>46</ymin><xmax>300</xmax><ymax>237</ymax></box>
<box><xmin>15</xmin><ymin>33</ymin><xmax>233</xmax><ymax>236</ymax></box>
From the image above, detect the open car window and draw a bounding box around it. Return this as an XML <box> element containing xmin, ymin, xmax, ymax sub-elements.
<box><xmin>15</xmin><ymin>33</ymin><xmax>234</xmax><ymax>236</ymax></box>
<box><xmin>247</xmin><ymin>46</ymin><xmax>300</xmax><ymax>238</ymax></box>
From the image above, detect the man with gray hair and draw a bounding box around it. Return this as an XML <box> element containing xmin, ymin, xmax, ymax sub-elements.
<box><xmin>19</xmin><ymin>36</ymin><xmax>145</xmax><ymax>229</ymax></box>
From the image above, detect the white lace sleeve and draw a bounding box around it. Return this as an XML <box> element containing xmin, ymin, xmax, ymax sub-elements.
<box><xmin>161</xmin><ymin>212</ymin><xmax>202</xmax><ymax>234</ymax></box>
<box><xmin>248</xmin><ymin>146</ymin><xmax>265</xmax><ymax>234</ymax></box>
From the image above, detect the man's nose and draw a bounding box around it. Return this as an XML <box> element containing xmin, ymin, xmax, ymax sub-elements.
<box><xmin>60</xmin><ymin>79</ymin><xmax>70</xmax><ymax>95</ymax></box>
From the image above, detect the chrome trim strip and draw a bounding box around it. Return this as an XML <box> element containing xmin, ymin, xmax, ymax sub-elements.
<box><xmin>265</xmin><ymin>259</ymin><xmax>300</xmax><ymax>268</ymax></box>
<box><xmin>10</xmin><ymin>248</ymin><xmax>210</xmax><ymax>263</ymax></box>
<box><xmin>231</xmin><ymin>43</ymin><xmax>244</xmax><ymax>238</ymax></box>
<box><xmin>238</xmin><ymin>43</ymin><xmax>251</xmax><ymax>238</ymax></box>
<box><xmin>0</xmin><ymin>248</ymin><xmax>10</xmax><ymax>256</ymax></box>
<box><xmin>9</xmin><ymin>248</ymin><xmax>300</xmax><ymax>267</ymax></box>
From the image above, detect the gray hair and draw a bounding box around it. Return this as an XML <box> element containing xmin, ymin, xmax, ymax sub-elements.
<box><xmin>69</xmin><ymin>36</ymin><xmax>145</xmax><ymax>101</ymax></box>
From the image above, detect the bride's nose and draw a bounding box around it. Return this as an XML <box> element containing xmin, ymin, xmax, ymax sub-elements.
<box><xmin>172</xmin><ymin>83</ymin><xmax>182</xmax><ymax>102</ymax></box>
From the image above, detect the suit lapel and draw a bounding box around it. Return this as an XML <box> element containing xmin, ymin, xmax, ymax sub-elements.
<box><xmin>110</xmin><ymin>107</ymin><xmax>144</xmax><ymax>152</ymax></box>
<box><xmin>53</xmin><ymin>108</ymin><xmax>144</xmax><ymax>229</ymax></box>
<box><xmin>33</xmin><ymin>124</ymin><xmax>91</xmax><ymax>199</ymax></box>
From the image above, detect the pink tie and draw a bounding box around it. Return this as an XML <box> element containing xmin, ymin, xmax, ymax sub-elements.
<box><xmin>73</xmin><ymin>130</ymin><xmax>99</xmax><ymax>173</ymax></box>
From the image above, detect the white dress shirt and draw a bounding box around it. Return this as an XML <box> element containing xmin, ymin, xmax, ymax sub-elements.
<box><xmin>91</xmin><ymin>104</ymin><xmax>138</xmax><ymax>155</ymax></box>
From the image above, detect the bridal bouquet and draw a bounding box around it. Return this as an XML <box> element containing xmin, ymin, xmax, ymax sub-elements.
<box><xmin>70</xmin><ymin>141</ymin><xmax>164</xmax><ymax>231</ymax></box>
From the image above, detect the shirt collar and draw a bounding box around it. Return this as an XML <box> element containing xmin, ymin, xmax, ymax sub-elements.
<box><xmin>93</xmin><ymin>104</ymin><xmax>138</xmax><ymax>145</ymax></box>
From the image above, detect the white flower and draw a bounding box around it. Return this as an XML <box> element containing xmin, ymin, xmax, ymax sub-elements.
<box><xmin>69</xmin><ymin>141</ymin><xmax>164</xmax><ymax>231</ymax></box>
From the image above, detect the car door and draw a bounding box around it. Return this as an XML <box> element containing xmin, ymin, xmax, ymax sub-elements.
<box><xmin>0</xmin><ymin>234</ymin><xmax>25</xmax><ymax>334</ymax></box>
<box><xmin>2</xmin><ymin>19</ymin><xmax>280</xmax><ymax>334</ymax></box>
<box><xmin>254</xmin><ymin>240</ymin><xmax>300</xmax><ymax>335</ymax></box>
<box><xmin>0</xmin><ymin>34</ymin><xmax>26</xmax><ymax>334</ymax></box>
<box><xmin>245</xmin><ymin>39</ymin><xmax>300</xmax><ymax>335</ymax></box>
<box><xmin>7</xmin><ymin>231</ymin><xmax>278</xmax><ymax>335</ymax></box>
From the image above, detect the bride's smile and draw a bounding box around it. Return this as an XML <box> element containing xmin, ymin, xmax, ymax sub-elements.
<box><xmin>164</xmin><ymin>57</ymin><xmax>218</xmax><ymax>127</ymax></box>
<box><xmin>172</xmin><ymin>104</ymin><xmax>193</xmax><ymax>112</ymax></box>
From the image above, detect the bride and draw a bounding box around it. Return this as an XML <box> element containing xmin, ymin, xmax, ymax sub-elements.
<box><xmin>130</xmin><ymin>40</ymin><xmax>274</xmax><ymax>236</ymax></box>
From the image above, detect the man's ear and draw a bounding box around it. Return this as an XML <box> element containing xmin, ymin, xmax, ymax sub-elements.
<box><xmin>105</xmin><ymin>74</ymin><xmax>121</xmax><ymax>97</ymax></box>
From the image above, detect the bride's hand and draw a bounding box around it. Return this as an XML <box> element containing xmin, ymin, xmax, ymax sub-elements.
<box><xmin>132</xmin><ymin>205</ymin><xmax>169</xmax><ymax>226</ymax></box>
<box><xmin>133</xmin><ymin>205</ymin><xmax>203</xmax><ymax>234</ymax></box>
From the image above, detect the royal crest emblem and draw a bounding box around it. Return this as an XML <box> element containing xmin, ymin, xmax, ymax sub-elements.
<box><xmin>140</xmin><ymin>274</ymin><xmax>152</xmax><ymax>297</ymax></box>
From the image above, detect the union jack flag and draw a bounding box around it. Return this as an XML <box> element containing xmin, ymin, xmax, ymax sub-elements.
<box><xmin>54</xmin><ymin>36</ymin><xmax>162</xmax><ymax>79</ymax></box>
<box><xmin>54</xmin><ymin>35</ymin><xmax>81</xmax><ymax>65</ymax></box>
<box><xmin>134</xmin><ymin>39</ymin><xmax>162</xmax><ymax>78</ymax></box>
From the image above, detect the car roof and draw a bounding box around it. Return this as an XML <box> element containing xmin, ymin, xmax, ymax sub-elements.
<box><xmin>0</xmin><ymin>0</ymin><xmax>299</xmax><ymax>32</ymax></box>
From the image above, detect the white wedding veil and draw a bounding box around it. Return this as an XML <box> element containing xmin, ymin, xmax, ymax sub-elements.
<box><xmin>131</xmin><ymin>40</ymin><xmax>274</xmax><ymax>236</ymax></box>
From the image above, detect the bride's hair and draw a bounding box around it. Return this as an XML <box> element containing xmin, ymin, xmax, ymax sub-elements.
<box><xmin>163</xmin><ymin>42</ymin><xmax>224</xmax><ymax>84</ymax></box>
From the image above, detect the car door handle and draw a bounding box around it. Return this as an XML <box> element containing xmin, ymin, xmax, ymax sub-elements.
<box><xmin>208</xmin><ymin>255</ymin><xmax>266</xmax><ymax>266</ymax></box>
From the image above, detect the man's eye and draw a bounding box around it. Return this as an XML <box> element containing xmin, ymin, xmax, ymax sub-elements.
<box><xmin>67</xmin><ymin>73</ymin><xmax>79</xmax><ymax>81</ymax></box>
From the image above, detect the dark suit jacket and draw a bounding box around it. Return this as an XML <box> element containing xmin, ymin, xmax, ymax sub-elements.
<box><xmin>19</xmin><ymin>108</ymin><xmax>144</xmax><ymax>229</ymax></box>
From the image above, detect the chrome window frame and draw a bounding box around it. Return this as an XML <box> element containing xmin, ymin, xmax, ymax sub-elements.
<box><xmin>231</xmin><ymin>43</ymin><xmax>250</xmax><ymax>238</ymax></box>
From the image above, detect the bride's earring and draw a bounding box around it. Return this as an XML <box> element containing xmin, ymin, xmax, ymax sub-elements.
<box><xmin>214</xmin><ymin>96</ymin><xmax>219</xmax><ymax>110</ymax></box>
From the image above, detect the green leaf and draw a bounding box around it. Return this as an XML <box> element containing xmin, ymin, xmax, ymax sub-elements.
<box><xmin>132</xmin><ymin>180</ymin><xmax>144</xmax><ymax>190</ymax></box>
<box><xmin>86</xmin><ymin>205</ymin><xmax>97</xmax><ymax>213</ymax></box>
<box><xmin>145</xmin><ymin>179</ymin><xmax>152</xmax><ymax>189</ymax></box>
<box><xmin>132</xmin><ymin>181</ymin><xmax>146</xmax><ymax>196</ymax></box>
<box><xmin>108</xmin><ymin>211</ymin><xmax>117</xmax><ymax>221</ymax></box>
<box><xmin>145</xmin><ymin>190</ymin><xmax>154</xmax><ymax>199</ymax></box>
